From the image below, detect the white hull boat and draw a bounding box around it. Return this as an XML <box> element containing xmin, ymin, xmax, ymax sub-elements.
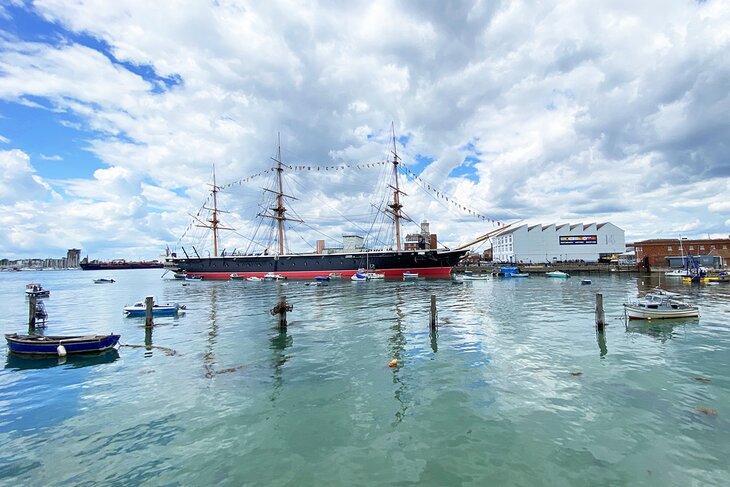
<box><xmin>624</xmin><ymin>293</ymin><xmax>699</xmax><ymax>320</ymax></box>
<box><xmin>664</xmin><ymin>269</ymin><xmax>690</xmax><ymax>278</ymax></box>
<box><xmin>545</xmin><ymin>271</ymin><xmax>570</xmax><ymax>278</ymax></box>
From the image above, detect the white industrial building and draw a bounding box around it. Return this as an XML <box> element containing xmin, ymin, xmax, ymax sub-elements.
<box><xmin>491</xmin><ymin>223</ymin><xmax>625</xmax><ymax>264</ymax></box>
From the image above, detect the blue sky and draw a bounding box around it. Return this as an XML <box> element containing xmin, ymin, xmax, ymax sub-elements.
<box><xmin>1</xmin><ymin>1</ymin><xmax>729</xmax><ymax>260</ymax></box>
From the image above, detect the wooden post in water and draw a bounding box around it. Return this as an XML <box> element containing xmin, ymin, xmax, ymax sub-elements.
<box><xmin>28</xmin><ymin>294</ymin><xmax>37</xmax><ymax>329</ymax></box>
<box><xmin>278</xmin><ymin>295</ymin><xmax>287</xmax><ymax>331</ymax></box>
<box><xmin>270</xmin><ymin>295</ymin><xmax>292</xmax><ymax>331</ymax></box>
<box><xmin>595</xmin><ymin>293</ymin><xmax>606</xmax><ymax>330</ymax></box>
<box><xmin>145</xmin><ymin>296</ymin><xmax>154</xmax><ymax>328</ymax></box>
<box><xmin>429</xmin><ymin>294</ymin><xmax>437</xmax><ymax>331</ymax></box>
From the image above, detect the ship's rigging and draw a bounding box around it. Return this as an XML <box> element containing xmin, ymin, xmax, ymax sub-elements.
<box><xmin>173</xmin><ymin>131</ymin><xmax>510</xmax><ymax>258</ymax></box>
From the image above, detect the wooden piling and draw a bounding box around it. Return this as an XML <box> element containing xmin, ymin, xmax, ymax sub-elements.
<box><xmin>278</xmin><ymin>295</ymin><xmax>287</xmax><ymax>330</ymax></box>
<box><xmin>28</xmin><ymin>294</ymin><xmax>37</xmax><ymax>329</ymax></box>
<box><xmin>145</xmin><ymin>296</ymin><xmax>154</xmax><ymax>328</ymax></box>
<box><xmin>270</xmin><ymin>295</ymin><xmax>293</xmax><ymax>331</ymax></box>
<box><xmin>429</xmin><ymin>294</ymin><xmax>437</xmax><ymax>331</ymax></box>
<box><xmin>595</xmin><ymin>293</ymin><xmax>606</xmax><ymax>330</ymax></box>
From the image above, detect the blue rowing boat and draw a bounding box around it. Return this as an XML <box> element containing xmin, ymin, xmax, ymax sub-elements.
<box><xmin>123</xmin><ymin>302</ymin><xmax>185</xmax><ymax>316</ymax></box>
<box><xmin>4</xmin><ymin>333</ymin><xmax>120</xmax><ymax>355</ymax></box>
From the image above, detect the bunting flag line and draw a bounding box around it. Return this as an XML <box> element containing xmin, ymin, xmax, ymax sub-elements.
<box><xmin>221</xmin><ymin>161</ymin><xmax>390</xmax><ymax>189</ymax></box>
<box><xmin>401</xmin><ymin>166</ymin><xmax>503</xmax><ymax>226</ymax></box>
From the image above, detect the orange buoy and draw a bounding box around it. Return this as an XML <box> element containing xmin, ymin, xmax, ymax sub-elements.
<box><xmin>388</xmin><ymin>359</ymin><xmax>398</xmax><ymax>368</ymax></box>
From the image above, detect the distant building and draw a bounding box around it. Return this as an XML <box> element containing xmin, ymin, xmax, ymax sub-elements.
<box><xmin>491</xmin><ymin>223</ymin><xmax>625</xmax><ymax>263</ymax></box>
<box><xmin>343</xmin><ymin>235</ymin><xmax>364</xmax><ymax>252</ymax></box>
<box><xmin>322</xmin><ymin>234</ymin><xmax>365</xmax><ymax>254</ymax></box>
<box><xmin>67</xmin><ymin>248</ymin><xmax>81</xmax><ymax>268</ymax></box>
<box><xmin>405</xmin><ymin>220</ymin><xmax>438</xmax><ymax>251</ymax></box>
<box><xmin>634</xmin><ymin>237</ymin><xmax>730</xmax><ymax>269</ymax></box>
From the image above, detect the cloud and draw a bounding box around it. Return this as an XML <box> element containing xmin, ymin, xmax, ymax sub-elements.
<box><xmin>39</xmin><ymin>153</ymin><xmax>62</xmax><ymax>160</ymax></box>
<box><xmin>0</xmin><ymin>148</ymin><xmax>53</xmax><ymax>204</ymax></box>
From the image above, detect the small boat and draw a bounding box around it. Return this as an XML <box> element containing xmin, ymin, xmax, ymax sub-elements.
<box><xmin>314</xmin><ymin>275</ymin><xmax>331</xmax><ymax>281</ymax></box>
<box><xmin>263</xmin><ymin>272</ymin><xmax>286</xmax><ymax>281</ymax></box>
<box><xmin>623</xmin><ymin>293</ymin><xmax>699</xmax><ymax>320</ymax></box>
<box><xmin>123</xmin><ymin>302</ymin><xmax>186</xmax><ymax>316</ymax></box>
<box><xmin>459</xmin><ymin>270</ymin><xmax>488</xmax><ymax>281</ymax></box>
<box><xmin>365</xmin><ymin>272</ymin><xmax>385</xmax><ymax>280</ymax></box>
<box><xmin>328</xmin><ymin>273</ymin><xmax>343</xmax><ymax>279</ymax></box>
<box><xmin>649</xmin><ymin>286</ymin><xmax>681</xmax><ymax>297</ymax></box>
<box><xmin>25</xmin><ymin>283</ymin><xmax>50</xmax><ymax>297</ymax></box>
<box><xmin>230</xmin><ymin>273</ymin><xmax>245</xmax><ymax>280</ymax></box>
<box><xmin>402</xmin><ymin>272</ymin><xmax>419</xmax><ymax>280</ymax></box>
<box><xmin>185</xmin><ymin>275</ymin><xmax>203</xmax><ymax>281</ymax></box>
<box><xmin>173</xmin><ymin>272</ymin><xmax>186</xmax><ymax>279</ymax></box>
<box><xmin>495</xmin><ymin>267</ymin><xmax>528</xmax><ymax>278</ymax></box>
<box><xmin>5</xmin><ymin>333</ymin><xmax>120</xmax><ymax>355</ymax></box>
<box><xmin>350</xmin><ymin>273</ymin><xmax>368</xmax><ymax>281</ymax></box>
<box><xmin>246</xmin><ymin>276</ymin><xmax>262</xmax><ymax>282</ymax></box>
<box><xmin>581</xmin><ymin>279</ymin><xmax>592</xmax><ymax>285</ymax></box>
<box><xmin>665</xmin><ymin>269</ymin><xmax>690</xmax><ymax>278</ymax></box>
<box><xmin>545</xmin><ymin>271</ymin><xmax>570</xmax><ymax>278</ymax></box>
<box><xmin>93</xmin><ymin>278</ymin><xmax>115</xmax><ymax>284</ymax></box>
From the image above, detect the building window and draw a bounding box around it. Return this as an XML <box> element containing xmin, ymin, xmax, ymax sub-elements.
<box><xmin>667</xmin><ymin>246</ymin><xmax>672</xmax><ymax>251</ymax></box>
<box><xmin>711</xmin><ymin>245</ymin><xmax>715</xmax><ymax>250</ymax></box>
<box><xmin>700</xmin><ymin>245</ymin><xmax>705</xmax><ymax>250</ymax></box>
<box><xmin>689</xmin><ymin>245</ymin><xmax>694</xmax><ymax>250</ymax></box>
<box><xmin>724</xmin><ymin>245</ymin><xmax>728</xmax><ymax>249</ymax></box>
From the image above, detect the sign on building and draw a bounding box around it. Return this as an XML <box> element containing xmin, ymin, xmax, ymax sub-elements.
<box><xmin>559</xmin><ymin>235</ymin><xmax>597</xmax><ymax>245</ymax></box>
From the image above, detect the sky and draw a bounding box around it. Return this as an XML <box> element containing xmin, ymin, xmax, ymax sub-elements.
<box><xmin>1</xmin><ymin>0</ymin><xmax>729</xmax><ymax>260</ymax></box>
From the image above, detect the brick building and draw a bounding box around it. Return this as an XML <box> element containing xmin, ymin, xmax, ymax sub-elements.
<box><xmin>634</xmin><ymin>238</ymin><xmax>730</xmax><ymax>270</ymax></box>
<box><xmin>404</xmin><ymin>220</ymin><xmax>438</xmax><ymax>251</ymax></box>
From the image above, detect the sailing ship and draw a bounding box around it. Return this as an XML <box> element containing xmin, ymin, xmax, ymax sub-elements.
<box><xmin>80</xmin><ymin>258</ymin><xmax>163</xmax><ymax>270</ymax></box>
<box><xmin>164</xmin><ymin>133</ymin><xmax>499</xmax><ymax>280</ymax></box>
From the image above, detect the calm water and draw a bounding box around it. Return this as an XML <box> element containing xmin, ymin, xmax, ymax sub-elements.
<box><xmin>1</xmin><ymin>270</ymin><xmax>729</xmax><ymax>486</ymax></box>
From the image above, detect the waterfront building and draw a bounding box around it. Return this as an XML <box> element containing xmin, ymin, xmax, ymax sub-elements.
<box><xmin>491</xmin><ymin>223</ymin><xmax>625</xmax><ymax>264</ymax></box>
<box><xmin>67</xmin><ymin>248</ymin><xmax>81</xmax><ymax>268</ymax></box>
<box><xmin>634</xmin><ymin>237</ymin><xmax>730</xmax><ymax>269</ymax></box>
<box><xmin>404</xmin><ymin>221</ymin><xmax>438</xmax><ymax>251</ymax></box>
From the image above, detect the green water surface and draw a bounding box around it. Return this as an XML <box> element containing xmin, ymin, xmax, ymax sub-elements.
<box><xmin>0</xmin><ymin>270</ymin><xmax>728</xmax><ymax>486</ymax></box>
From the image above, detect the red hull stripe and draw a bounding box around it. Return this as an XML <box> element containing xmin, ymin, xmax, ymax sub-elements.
<box><xmin>186</xmin><ymin>267</ymin><xmax>454</xmax><ymax>280</ymax></box>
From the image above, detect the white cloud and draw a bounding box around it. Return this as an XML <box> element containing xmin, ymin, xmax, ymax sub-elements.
<box><xmin>39</xmin><ymin>153</ymin><xmax>62</xmax><ymax>160</ymax></box>
<box><xmin>0</xmin><ymin>149</ymin><xmax>53</xmax><ymax>204</ymax></box>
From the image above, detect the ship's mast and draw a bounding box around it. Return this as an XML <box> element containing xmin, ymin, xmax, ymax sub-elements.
<box><xmin>275</xmin><ymin>134</ymin><xmax>286</xmax><ymax>255</ymax></box>
<box><xmin>389</xmin><ymin>124</ymin><xmax>404</xmax><ymax>251</ymax></box>
<box><xmin>211</xmin><ymin>167</ymin><xmax>221</xmax><ymax>257</ymax></box>
<box><xmin>258</xmin><ymin>134</ymin><xmax>301</xmax><ymax>255</ymax></box>
<box><xmin>193</xmin><ymin>166</ymin><xmax>233</xmax><ymax>257</ymax></box>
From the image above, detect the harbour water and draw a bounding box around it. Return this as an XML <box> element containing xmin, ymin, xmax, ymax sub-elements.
<box><xmin>1</xmin><ymin>270</ymin><xmax>729</xmax><ymax>485</ymax></box>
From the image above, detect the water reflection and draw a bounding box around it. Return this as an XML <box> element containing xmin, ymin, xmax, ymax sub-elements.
<box><xmin>430</xmin><ymin>329</ymin><xmax>438</xmax><ymax>353</ymax></box>
<box><xmin>269</xmin><ymin>330</ymin><xmax>293</xmax><ymax>403</ymax></box>
<box><xmin>4</xmin><ymin>348</ymin><xmax>120</xmax><ymax>370</ymax></box>
<box><xmin>203</xmin><ymin>287</ymin><xmax>219</xmax><ymax>378</ymax></box>
<box><xmin>625</xmin><ymin>319</ymin><xmax>695</xmax><ymax>342</ymax></box>
<box><xmin>389</xmin><ymin>284</ymin><xmax>408</xmax><ymax>425</ymax></box>
<box><xmin>596</xmin><ymin>329</ymin><xmax>608</xmax><ymax>358</ymax></box>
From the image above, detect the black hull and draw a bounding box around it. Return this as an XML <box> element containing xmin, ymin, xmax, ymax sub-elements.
<box><xmin>166</xmin><ymin>249</ymin><xmax>467</xmax><ymax>279</ymax></box>
<box><xmin>80</xmin><ymin>263</ymin><xmax>164</xmax><ymax>270</ymax></box>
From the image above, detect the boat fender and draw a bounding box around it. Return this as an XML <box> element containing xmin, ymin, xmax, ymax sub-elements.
<box><xmin>388</xmin><ymin>358</ymin><xmax>398</xmax><ymax>368</ymax></box>
<box><xmin>57</xmin><ymin>344</ymin><xmax>67</xmax><ymax>357</ymax></box>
